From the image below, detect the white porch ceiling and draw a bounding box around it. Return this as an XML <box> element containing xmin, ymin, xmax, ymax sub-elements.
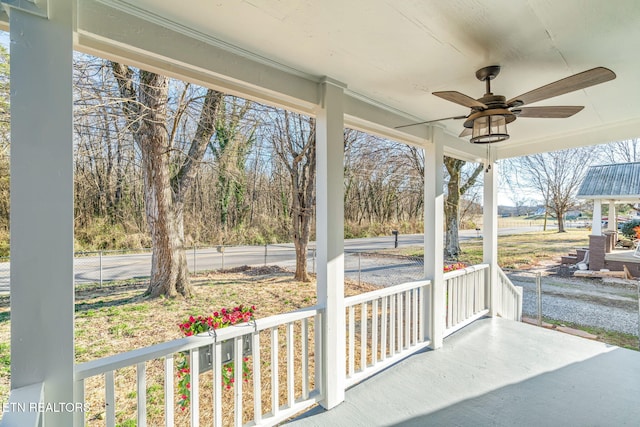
<box><xmin>43</xmin><ymin>1</ymin><xmax>640</xmax><ymax>158</ymax></box>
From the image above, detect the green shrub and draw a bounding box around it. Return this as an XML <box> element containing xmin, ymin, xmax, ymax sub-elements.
<box><xmin>620</xmin><ymin>219</ymin><xmax>640</xmax><ymax>239</ymax></box>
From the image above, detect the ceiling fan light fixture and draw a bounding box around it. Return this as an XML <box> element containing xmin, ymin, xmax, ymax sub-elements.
<box><xmin>470</xmin><ymin>114</ymin><xmax>509</xmax><ymax>144</ymax></box>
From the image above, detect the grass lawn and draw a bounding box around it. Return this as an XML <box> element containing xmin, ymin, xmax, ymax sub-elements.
<box><xmin>396</xmin><ymin>229</ymin><xmax>591</xmax><ymax>268</ymax></box>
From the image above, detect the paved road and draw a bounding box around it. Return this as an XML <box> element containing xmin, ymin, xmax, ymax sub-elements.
<box><xmin>0</xmin><ymin>227</ymin><xmax>546</xmax><ymax>293</ymax></box>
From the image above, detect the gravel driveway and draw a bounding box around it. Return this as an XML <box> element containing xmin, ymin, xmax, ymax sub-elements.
<box><xmin>506</xmin><ymin>269</ymin><xmax>639</xmax><ymax>335</ymax></box>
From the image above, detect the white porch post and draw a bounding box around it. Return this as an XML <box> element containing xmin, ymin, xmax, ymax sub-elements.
<box><xmin>424</xmin><ymin>128</ymin><xmax>445</xmax><ymax>349</ymax></box>
<box><xmin>608</xmin><ymin>200</ymin><xmax>616</xmax><ymax>232</ymax></box>
<box><xmin>483</xmin><ymin>155</ymin><xmax>498</xmax><ymax>317</ymax></box>
<box><xmin>315</xmin><ymin>78</ymin><xmax>345</xmax><ymax>409</ymax></box>
<box><xmin>593</xmin><ymin>200</ymin><xmax>602</xmax><ymax>235</ymax></box>
<box><xmin>7</xmin><ymin>1</ymin><xmax>75</xmax><ymax>426</ymax></box>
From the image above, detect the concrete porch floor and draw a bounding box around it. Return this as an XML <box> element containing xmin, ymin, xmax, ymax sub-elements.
<box><xmin>287</xmin><ymin>317</ymin><xmax>640</xmax><ymax>426</ymax></box>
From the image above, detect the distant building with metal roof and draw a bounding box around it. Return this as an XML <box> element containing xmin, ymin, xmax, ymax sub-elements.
<box><xmin>577</xmin><ymin>162</ymin><xmax>640</xmax><ymax>201</ymax></box>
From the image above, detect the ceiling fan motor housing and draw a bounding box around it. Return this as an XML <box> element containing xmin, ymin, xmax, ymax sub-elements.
<box><xmin>463</xmin><ymin>95</ymin><xmax>515</xmax><ymax>129</ymax></box>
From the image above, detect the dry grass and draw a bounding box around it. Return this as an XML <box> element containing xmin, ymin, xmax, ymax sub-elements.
<box><xmin>0</xmin><ymin>266</ymin><xmax>379</xmax><ymax>426</ymax></box>
<box><xmin>392</xmin><ymin>229</ymin><xmax>592</xmax><ymax>269</ymax></box>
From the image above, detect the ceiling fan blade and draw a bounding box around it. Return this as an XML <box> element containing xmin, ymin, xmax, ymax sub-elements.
<box><xmin>433</xmin><ymin>91</ymin><xmax>488</xmax><ymax>109</ymax></box>
<box><xmin>506</xmin><ymin>67</ymin><xmax>615</xmax><ymax>107</ymax></box>
<box><xmin>513</xmin><ymin>106</ymin><xmax>584</xmax><ymax>118</ymax></box>
<box><xmin>459</xmin><ymin>128</ymin><xmax>472</xmax><ymax>137</ymax></box>
<box><xmin>394</xmin><ymin>115</ymin><xmax>467</xmax><ymax>129</ymax></box>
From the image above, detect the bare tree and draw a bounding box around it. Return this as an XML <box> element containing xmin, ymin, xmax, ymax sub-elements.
<box><xmin>268</xmin><ymin>110</ymin><xmax>316</xmax><ymax>281</ymax></box>
<box><xmin>506</xmin><ymin>148</ymin><xmax>595</xmax><ymax>233</ymax></box>
<box><xmin>111</xmin><ymin>63</ymin><xmax>223</xmax><ymax>297</ymax></box>
<box><xmin>598</xmin><ymin>138</ymin><xmax>640</xmax><ymax>164</ymax></box>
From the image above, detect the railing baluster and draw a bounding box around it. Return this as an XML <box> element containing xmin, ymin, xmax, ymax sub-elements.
<box><xmin>213</xmin><ymin>342</ymin><xmax>222</xmax><ymax>427</ymax></box>
<box><xmin>420</xmin><ymin>285</ymin><xmax>426</xmax><ymax>342</ymax></box>
<box><xmin>360</xmin><ymin>302</ymin><xmax>367</xmax><ymax>370</ymax></box>
<box><xmin>381</xmin><ymin>296</ymin><xmax>388</xmax><ymax>360</ymax></box>
<box><xmin>397</xmin><ymin>293</ymin><xmax>403</xmax><ymax>351</ymax></box>
<box><xmin>314</xmin><ymin>312</ymin><xmax>323</xmax><ymax>398</ymax></box>
<box><xmin>137</xmin><ymin>362</ymin><xmax>147</xmax><ymax>427</ymax></box>
<box><xmin>412</xmin><ymin>288</ymin><xmax>418</xmax><ymax>345</ymax></box>
<box><xmin>466</xmin><ymin>274</ymin><xmax>472</xmax><ymax>317</ymax></box>
<box><xmin>404</xmin><ymin>290</ymin><xmax>410</xmax><ymax>348</ymax></box>
<box><xmin>301</xmin><ymin>318</ymin><xmax>309</xmax><ymax>400</ymax></box>
<box><xmin>446</xmin><ymin>279</ymin><xmax>452</xmax><ymax>328</ymax></box>
<box><xmin>348</xmin><ymin>305</ymin><xmax>355</xmax><ymax>376</ymax></box>
<box><xmin>164</xmin><ymin>354</ymin><xmax>174</xmax><ymax>427</ymax></box>
<box><xmin>234</xmin><ymin>336</ymin><xmax>243</xmax><ymax>427</ymax></box>
<box><xmin>253</xmin><ymin>331</ymin><xmax>263</xmax><ymax>424</ymax></box>
<box><xmin>389</xmin><ymin>294</ymin><xmax>396</xmax><ymax>355</ymax></box>
<box><xmin>287</xmin><ymin>322</ymin><xmax>295</xmax><ymax>407</ymax></box>
<box><xmin>190</xmin><ymin>347</ymin><xmax>199</xmax><ymax>427</ymax></box>
<box><xmin>271</xmin><ymin>327</ymin><xmax>279</xmax><ymax>415</ymax></box>
<box><xmin>105</xmin><ymin>371</ymin><xmax>115</xmax><ymax>427</ymax></box>
<box><xmin>372</xmin><ymin>299</ymin><xmax>379</xmax><ymax>364</ymax></box>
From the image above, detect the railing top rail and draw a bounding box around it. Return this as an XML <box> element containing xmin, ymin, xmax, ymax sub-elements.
<box><xmin>75</xmin><ymin>305</ymin><xmax>321</xmax><ymax>380</ymax></box>
<box><xmin>443</xmin><ymin>263</ymin><xmax>490</xmax><ymax>280</ymax></box>
<box><xmin>345</xmin><ymin>279</ymin><xmax>431</xmax><ymax>307</ymax></box>
<box><xmin>498</xmin><ymin>267</ymin><xmax>521</xmax><ymax>292</ymax></box>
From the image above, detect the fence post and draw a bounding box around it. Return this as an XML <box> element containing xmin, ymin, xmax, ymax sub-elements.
<box><xmin>99</xmin><ymin>251</ymin><xmax>103</xmax><ymax>287</ymax></box>
<box><xmin>536</xmin><ymin>272</ymin><xmax>542</xmax><ymax>326</ymax></box>
<box><xmin>221</xmin><ymin>249</ymin><xmax>225</xmax><ymax>271</ymax></box>
<box><xmin>358</xmin><ymin>252</ymin><xmax>361</xmax><ymax>286</ymax></box>
<box><xmin>193</xmin><ymin>245</ymin><xmax>197</xmax><ymax>274</ymax></box>
<box><xmin>264</xmin><ymin>244</ymin><xmax>268</xmax><ymax>266</ymax></box>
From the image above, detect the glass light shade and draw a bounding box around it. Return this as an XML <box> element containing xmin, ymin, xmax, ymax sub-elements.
<box><xmin>470</xmin><ymin>115</ymin><xmax>509</xmax><ymax>144</ymax></box>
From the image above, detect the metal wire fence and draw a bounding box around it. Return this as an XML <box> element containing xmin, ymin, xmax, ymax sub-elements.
<box><xmin>343</xmin><ymin>251</ymin><xmax>424</xmax><ymax>287</ymax></box>
<box><xmin>0</xmin><ymin>245</ymin><xmax>427</xmax><ymax>293</ymax></box>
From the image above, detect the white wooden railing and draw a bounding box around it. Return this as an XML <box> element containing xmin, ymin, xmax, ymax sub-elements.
<box><xmin>70</xmin><ymin>264</ymin><xmax>524</xmax><ymax>426</ymax></box>
<box><xmin>443</xmin><ymin>264</ymin><xmax>490</xmax><ymax>337</ymax></box>
<box><xmin>344</xmin><ymin>279</ymin><xmax>432</xmax><ymax>388</ymax></box>
<box><xmin>74</xmin><ymin>307</ymin><xmax>322</xmax><ymax>427</ymax></box>
<box><xmin>496</xmin><ymin>268</ymin><xmax>523</xmax><ymax>321</ymax></box>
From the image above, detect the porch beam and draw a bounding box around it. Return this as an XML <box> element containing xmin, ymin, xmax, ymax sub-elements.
<box><xmin>7</xmin><ymin>0</ymin><xmax>75</xmax><ymax>425</ymax></box>
<box><xmin>424</xmin><ymin>127</ymin><xmax>445</xmax><ymax>348</ymax></box>
<box><xmin>483</xmin><ymin>152</ymin><xmax>498</xmax><ymax>317</ymax></box>
<box><xmin>315</xmin><ymin>78</ymin><xmax>346</xmax><ymax>409</ymax></box>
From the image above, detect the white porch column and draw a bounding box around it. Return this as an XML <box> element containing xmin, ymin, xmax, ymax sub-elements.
<box><xmin>483</xmin><ymin>155</ymin><xmax>498</xmax><ymax>317</ymax></box>
<box><xmin>315</xmin><ymin>78</ymin><xmax>345</xmax><ymax>409</ymax></box>
<box><xmin>593</xmin><ymin>200</ymin><xmax>602</xmax><ymax>235</ymax></box>
<box><xmin>608</xmin><ymin>200</ymin><xmax>616</xmax><ymax>232</ymax></box>
<box><xmin>7</xmin><ymin>1</ymin><xmax>75</xmax><ymax>426</ymax></box>
<box><xmin>424</xmin><ymin>128</ymin><xmax>445</xmax><ymax>349</ymax></box>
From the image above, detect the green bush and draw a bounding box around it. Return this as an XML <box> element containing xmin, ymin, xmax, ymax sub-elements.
<box><xmin>620</xmin><ymin>219</ymin><xmax>640</xmax><ymax>239</ymax></box>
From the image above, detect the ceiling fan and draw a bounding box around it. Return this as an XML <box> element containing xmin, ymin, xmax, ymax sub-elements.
<box><xmin>396</xmin><ymin>65</ymin><xmax>616</xmax><ymax>144</ymax></box>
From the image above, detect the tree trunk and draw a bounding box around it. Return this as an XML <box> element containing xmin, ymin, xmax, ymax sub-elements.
<box><xmin>135</xmin><ymin>71</ymin><xmax>193</xmax><ymax>297</ymax></box>
<box><xmin>444</xmin><ymin>158</ymin><xmax>463</xmax><ymax>259</ymax></box>
<box><xmin>294</xmin><ymin>237</ymin><xmax>309</xmax><ymax>281</ymax></box>
<box><xmin>444</xmin><ymin>157</ymin><xmax>483</xmax><ymax>259</ymax></box>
